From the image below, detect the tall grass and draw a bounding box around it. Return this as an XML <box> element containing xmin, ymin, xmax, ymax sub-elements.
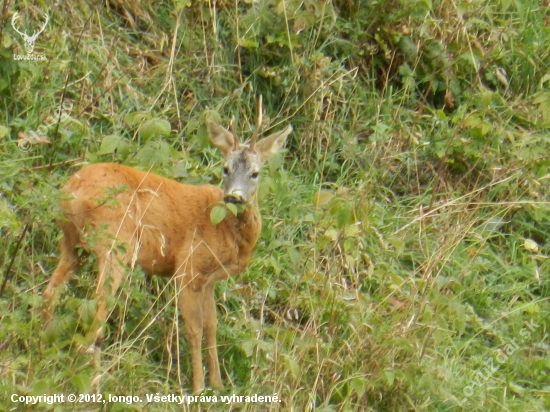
<box><xmin>0</xmin><ymin>0</ymin><xmax>548</xmax><ymax>410</ymax></box>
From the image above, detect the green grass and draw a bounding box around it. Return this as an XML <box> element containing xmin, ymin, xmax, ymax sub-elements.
<box><xmin>0</xmin><ymin>0</ymin><xmax>549</xmax><ymax>410</ymax></box>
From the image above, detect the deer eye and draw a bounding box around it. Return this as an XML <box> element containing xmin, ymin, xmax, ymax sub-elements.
<box><xmin>251</xmin><ymin>172</ymin><xmax>259</xmax><ymax>179</ymax></box>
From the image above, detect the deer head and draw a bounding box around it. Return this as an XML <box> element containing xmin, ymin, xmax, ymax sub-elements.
<box><xmin>206</xmin><ymin>110</ymin><xmax>292</xmax><ymax>205</ymax></box>
<box><xmin>11</xmin><ymin>12</ymin><xmax>49</xmax><ymax>54</ymax></box>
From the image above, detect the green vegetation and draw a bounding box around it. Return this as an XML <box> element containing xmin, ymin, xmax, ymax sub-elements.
<box><xmin>1</xmin><ymin>0</ymin><xmax>549</xmax><ymax>410</ymax></box>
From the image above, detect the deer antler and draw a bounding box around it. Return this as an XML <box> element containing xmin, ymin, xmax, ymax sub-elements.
<box><xmin>31</xmin><ymin>13</ymin><xmax>49</xmax><ymax>39</ymax></box>
<box><xmin>11</xmin><ymin>12</ymin><xmax>28</xmax><ymax>38</ymax></box>
<box><xmin>249</xmin><ymin>95</ymin><xmax>262</xmax><ymax>152</ymax></box>
<box><xmin>228</xmin><ymin>116</ymin><xmax>238</xmax><ymax>150</ymax></box>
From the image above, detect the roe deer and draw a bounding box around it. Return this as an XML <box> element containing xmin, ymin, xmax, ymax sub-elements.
<box><xmin>42</xmin><ymin>116</ymin><xmax>292</xmax><ymax>393</ymax></box>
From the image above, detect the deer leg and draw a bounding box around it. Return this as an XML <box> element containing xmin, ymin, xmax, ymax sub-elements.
<box><xmin>177</xmin><ymin>273</ymin><xmax>205</xmax><ymax>394</ymax></box>
<box><xmin>88</xmin><ymin>248</ymin><xmax>126</xmax><ymax>358</ymax></box>
<box><xmin>203</xmin><ymin>282</ymin><xmax>223</xmax><ymax>390</ymax></box>
<box><xmin>42</xmin><ymin>223</ymin><xmax>81</xmax><ymax>324</ymax></box>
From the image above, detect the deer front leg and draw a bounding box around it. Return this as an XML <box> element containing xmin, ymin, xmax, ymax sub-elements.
<box><xmin>177</xmin><ymin>274</ymin><xmax>205</xmax><ymax>394</ymax></box>
<box><xmin>203</xmin><ymin>282</ymin><xmax>223</xmax><ymax>390</ymax></box>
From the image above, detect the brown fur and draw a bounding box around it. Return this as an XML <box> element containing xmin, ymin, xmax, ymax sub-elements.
<box><xmin>42</xmin><ymin>119</ymin><xmax>292</xmax><ymax>393</ymax></box>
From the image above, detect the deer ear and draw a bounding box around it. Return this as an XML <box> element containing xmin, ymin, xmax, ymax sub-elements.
<box><xmin>255</xmin><ymin>125</ymin><xmax>292</xmax><ymax>163</ymax></box>
<box><xmin>206</xmin><ymin>117</ymin><xmax>236</xmax><ymax>156</ymax></box>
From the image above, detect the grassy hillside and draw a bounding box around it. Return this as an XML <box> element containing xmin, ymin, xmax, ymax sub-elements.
<box><xmin>0</xmin><ymin>0</ymin><xmax>549</xmax><ymax>410</ymax></box>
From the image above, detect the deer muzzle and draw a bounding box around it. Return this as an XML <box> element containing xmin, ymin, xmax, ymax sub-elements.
<box><xmin>224</xmin><ymin>190</ymin><xmax>246</xmax><ymax>204</ymax></box>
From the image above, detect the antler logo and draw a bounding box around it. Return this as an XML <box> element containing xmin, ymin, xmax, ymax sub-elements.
<box><xmin>11</xmin><ymin>11</ymin><xmax>48</xmax><ymax>55</ymax></box>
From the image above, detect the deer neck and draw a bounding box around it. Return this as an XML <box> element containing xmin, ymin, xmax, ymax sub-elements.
<box><xmin>232</xmin><ymin>200</ymin><xmax>261</xmax><ymax>263</ymax></box>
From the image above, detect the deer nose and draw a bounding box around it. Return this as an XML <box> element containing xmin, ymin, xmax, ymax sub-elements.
<box><xmin>224</xmin><ymin>190</ymin><xmax>246</xmax><ymax>204</ymax></box>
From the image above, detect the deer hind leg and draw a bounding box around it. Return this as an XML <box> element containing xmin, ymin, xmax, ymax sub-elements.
<box><xmin>203</xmin><ymin>282</ymin><xmax>223</xmax><ymax>390</ymax></box>
<box><xmin>88</xmin><ymin>247</ymin><xmax>127</xmax><ymax>355</ymax></box>
<box><xmin>42</xmin><ymin>221</ymin><xmax>81</xmax><ymax>325</ymax></box>
<box><xmin>176</xmin><ymin>273</ymin><xmax>206</xmax><ymax>395</ymax></box>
